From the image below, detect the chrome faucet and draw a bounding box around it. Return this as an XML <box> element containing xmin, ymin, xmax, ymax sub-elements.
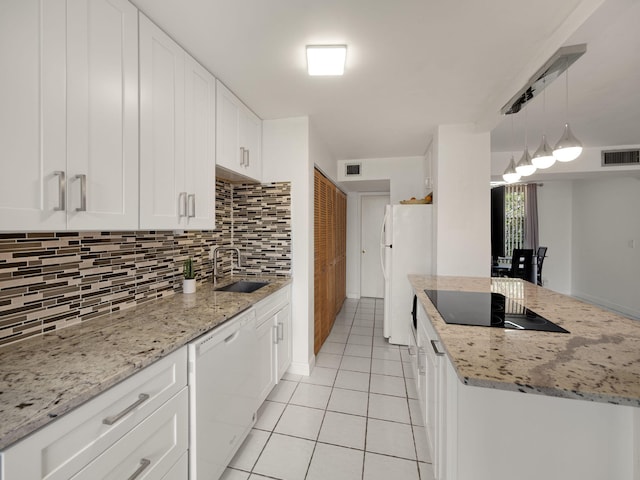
<box><xmin>212</xmin><ymin>246</ymin><xmax>242</xmax><ymax>282</ymax></box>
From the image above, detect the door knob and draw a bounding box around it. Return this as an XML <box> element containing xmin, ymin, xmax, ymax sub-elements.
<box><xmin>362</xmin><ymin>250</ymin><xmax>366</xmax><ymax>254</ymax></box>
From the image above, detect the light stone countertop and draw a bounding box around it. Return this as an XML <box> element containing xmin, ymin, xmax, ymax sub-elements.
<box><xmin>409</xmin><ymin>275</ymin><xmax>640</xmax><ymax>407</ymax></box>
<box><xmin>0</xmin><ymin>276</ymin><xmax>292</xmax><ymax>450</ymax></box>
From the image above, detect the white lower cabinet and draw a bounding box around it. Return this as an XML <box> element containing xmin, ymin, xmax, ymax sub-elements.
<box><xmin>254</xmin><ymin>286</ymin><xmax>292</xmax><ymax>405</ymax></box>
<box><xmin>0</xmin><ymin>348</ymin><xmax>187</xmax><ymax>480</ymax></box>
<box><xmin>256</xmin><ymin>312</ymin><xmax>278</xmax><ymax>405</ymax></box>
<box><xmin>70</xmin><ymin>388</ymin><xmax>188</xmax><ymax>480</ymax></box>
<box><xmin>413</xmin><ymin>299</ymin><xmax>636</xmax><ymax>480</ymax></box>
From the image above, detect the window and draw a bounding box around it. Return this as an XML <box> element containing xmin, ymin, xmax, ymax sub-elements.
<box><xmin>504</xmin><ymin>184</ymin><xmax>526</xmax><ymax>257</ymax></box>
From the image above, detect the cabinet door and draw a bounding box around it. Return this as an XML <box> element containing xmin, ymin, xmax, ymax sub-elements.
<box><xmin>66</xmin><ymin>0</ymin><xmax>138</xmax><ymax>230</ymax></box>
<box><xmin>239</xmin><ymin>106</ymin><xmax>262</xmax><ymax>181</ymax></box>
<box><xmin>256</xmin><ymin>316</ymin><xmax>277</xmax><ymax>405</ymax></box>
<box><xmin>276</xmin><ymin>305</ymin><xmax>292</xmax><ymax>380</ymax></box>
<box><xmin>215</xmin><ymin>81</ymin><xmax>241</xmax><ymax>173</ymax></box>
<box><xmin>184</xmin><ymin>55</ymin><xmax>215</xmax><ymax>229</ymax></box>
<box><xmin>0</xmin><ymin>0</ymin><xmax>66</xmax><ymax>230</ymax></box>
<box><xmin>139</xmin><ymin>14</ymin><xmax>186</xmax><ymax>230</ymax></box>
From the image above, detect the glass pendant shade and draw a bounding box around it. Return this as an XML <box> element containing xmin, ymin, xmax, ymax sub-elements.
<box><xmin>553</xmin><ymin>123</ymin><xmax>582</xmax><ymax>162</ymax></box>
<box><xmin>532</xmin><ymin>135</ymin><xmax>556</xmax><ymax>169</ymax></box>
<box><xmin>502</xmin><ymin>156</ymin><xmax>521</xmax><ymax>183</ymax></box>
<box><xmin>515</xmin><ymin>148</ymin><xmax>536</xmax><ymax>176</ymax></box>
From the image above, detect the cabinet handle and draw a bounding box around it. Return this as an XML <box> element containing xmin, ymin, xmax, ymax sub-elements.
<box><xmin>75</xmin><ymin>174</ymin><xmax>86</xmax><ymax>212</ymax></box>
<box><xmin>277</xmin><ymin>322</ymin><xmax>284</xmax><ymax>342</ymax></box>
<box><xmin>127</xmin><ymin>458</ymin><xmax>151</xmax><ymax>480</ymax></box>
<box><xmin>178</xmin><ymin>192</ymin><xmax>187</xmax><ymax>218</ymax></box>
<box><xmin>272</xmin><ymin>324</ymin><xmax>278</xmax><ymax>345</ymax></box>
<box><xmin>54</xmin><ymin>171</ymin><xmax>66</xmax><ymax>211</ymax></box>
<box><xmin>245</xmin><ymin>148</ymin><xmax>250</xmax><ymax>167</ymax></box>
<box><xmin>430</xmin><ymin>339</ymin><xmax>445</xmax><ymax>356</ymax></box>
<box><xmin>102</xmin><ymin>393</ymin><xmax>150</xmax><ymax>425</ymax></box>
<box><xmin>240</xmin><ymin>147</ymin><xmax>245</xmax><ymax>166</ymax></box>
<box><xmin>418</xmin><ymin>347</ymin><xmax>426</xmax><ymax>375</ymax></box>
<box><xmin>188</xmin><ymin>194</ymin><xmax>196</xmax><ymax>218</ymax></box>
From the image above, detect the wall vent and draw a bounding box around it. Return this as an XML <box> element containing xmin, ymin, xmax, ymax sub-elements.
<box><xmin>601</xmin><ymin>149</ymin><xmax>640</xmax><ymax>166</ymax></box>
<box><xmin>345</xmin><ymin>163</ymin><xmax>362</xmax><ymax>176</ymax></box>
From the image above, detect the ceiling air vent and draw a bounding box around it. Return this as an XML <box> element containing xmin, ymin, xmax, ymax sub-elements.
<box><xmin>601</xmin><ymin>149</ymin><xmax>640</xmax><ymax>166</ymax></box>
<box><xmin>345</xmin><ymin>163</ymin><xmax>362</xmax><ymax>176</ymax></box>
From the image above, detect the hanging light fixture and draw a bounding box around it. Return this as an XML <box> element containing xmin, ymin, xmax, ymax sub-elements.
<box><xmin>515</xmin><ymin>104</ymin><xmax>536</xmax><ymax>176</ymax></box>
<box><xmin>531</xmin><ymin>77</ymin><xmax>556</xmax><ymax>169</ymax></box>
<box><xmin>503</xmin><ymin>115</ymin><xmax>522</xmax><ymax>183</ymax></box>
<box><xmin>553</xmin><ymin>60</ymin><xmax>582</xmax><ymax>162</ymax></box>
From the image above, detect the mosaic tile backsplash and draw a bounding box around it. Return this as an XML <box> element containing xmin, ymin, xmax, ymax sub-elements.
<box><xmin>0</xmin><ymin>180</ymin><xmax>291</xmax><ymax>347</ymax></box>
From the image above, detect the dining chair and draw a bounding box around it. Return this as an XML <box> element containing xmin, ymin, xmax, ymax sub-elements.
<box><xmin>509</xmin><ymin>249</ymin><xmax>533</xmax><ymax>282</ymax></box>
<box><xmin>536</xmin><ymin>246</ymin><xmax>548</xmax><ymax>286</ymax></box>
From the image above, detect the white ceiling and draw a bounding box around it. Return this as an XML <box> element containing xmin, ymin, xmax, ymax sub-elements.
<box><xmin>130</xmin><ymin>0</ymin><xmax>634</xmax><ymax>161</ymax></box>
<box><xmin>491</xmin><ymin>0</ymin><xmax>640</xmax><ymax>154</ymax></box>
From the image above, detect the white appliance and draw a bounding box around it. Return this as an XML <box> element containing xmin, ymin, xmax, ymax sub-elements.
<box><xmin>380</xmin><ymin>204</ymin><xmax>433</xmax><ymax>345</ymax></box>
<box><xmin>188</xmin><ymin>308</ymin><xmax>258</xmax><ymax>480</ymax></box>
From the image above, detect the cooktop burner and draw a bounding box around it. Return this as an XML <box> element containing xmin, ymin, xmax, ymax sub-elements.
<box><xmin>424</xmin><ymin>290</ymin><xmax>569</xmax><ymax>333</ymax></box>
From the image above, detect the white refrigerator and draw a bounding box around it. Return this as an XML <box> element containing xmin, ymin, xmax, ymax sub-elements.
<box><xmin>380</xmin><ymin>204</ymin><xmax>433</xmax><ymax>345</ymax></box>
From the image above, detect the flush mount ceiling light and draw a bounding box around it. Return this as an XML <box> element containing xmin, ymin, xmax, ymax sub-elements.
<box><xmin>306</xmin><ymin>45</ymin><xmax>347</xmax><ymax>76</ymax></box>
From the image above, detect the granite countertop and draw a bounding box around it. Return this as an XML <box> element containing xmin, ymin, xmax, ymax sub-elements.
<box><xmin>409</xmin><ymin>274</ymin><xmax>640</xmax><ymax>407</ymax></box>
<box><xmin>0</xmin><ymin>276</ymin><xmax>292</xmax><ymax>450</ymax></box>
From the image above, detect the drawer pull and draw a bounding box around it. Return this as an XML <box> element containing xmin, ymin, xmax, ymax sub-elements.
<box><xmin>127</xmin><ymin>458</ymin><xmax>151</xmax><ymax>480</ymax></box>
<box><xmin>430</xmin><ymin>339</ymin><xmax>445</xmax><ymax>356</ymax></box>
<box><xmin>102</xmin><ymin>393</ymin><xmax>150</xmax><ymax>425</ymax></box>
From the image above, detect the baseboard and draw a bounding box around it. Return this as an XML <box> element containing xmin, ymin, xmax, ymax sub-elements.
<box><xmin>287</xmin><ymin>355</ymin><xmax>316</xmax><ymax>376</ymax></box>
<box><xmin>572</xmin><ymin>291</ymin><xmax>640</xmax><ymax>321</ymax></box>
<box><xmin>346</xmin><ymin>293</ymin><xmax>360</xmax><ymax>299</ymax></box>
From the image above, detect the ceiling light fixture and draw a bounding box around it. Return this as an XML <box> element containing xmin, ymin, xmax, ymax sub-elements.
<box><xmin>306</xmin><ymin>45</ymin><xmax>347</xmax><ymax>76</ymax></box>
<box><xmin>531</xmin><ymin>77</ymin><xmax>556</xmax><ymax>169</ymax></box>
<box><xmin>515</xmin><ymin>106</ymin><xmax>536</xmax><ymax>176</ymax></box>
<box><xmin>503</xmin><ymin>116</ymin><xmax>522</xmax><ymax>184</ymax></box>
<box><xmin>553</xmin><ymin>60</ymin><xmax>582</xmax><ymax>162</ymax></box>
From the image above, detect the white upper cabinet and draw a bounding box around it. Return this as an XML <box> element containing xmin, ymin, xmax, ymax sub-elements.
<box><xmin>216</xmin><ymin>81</ymin><xmax>262</xmax><ymax>182</ymax></box>
<box><xmin>0</xmin><ymin>0</ymin><xmax>138</xmax><ymax>231</ymax></box>
<box><xmin>139</xmin><ymin>15</ymin><xmax>215</xmax><ymax>230</ymax></box>
<box><xmin>66</xmin><ymin>0</ymin><xmax>139</xmax><ymax>230</ymax></box>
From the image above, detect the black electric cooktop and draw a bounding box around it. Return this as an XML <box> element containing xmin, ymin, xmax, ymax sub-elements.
<box><xmin>424</xmin><ymin>290</ymin><xmax>569</xmax><ymax>333</ymax></box>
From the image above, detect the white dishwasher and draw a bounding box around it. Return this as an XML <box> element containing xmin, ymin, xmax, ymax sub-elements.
<box><xmin>188</xmin><ymin>308</ymin><xmax>258</xmax><ymax>480</ymax></box>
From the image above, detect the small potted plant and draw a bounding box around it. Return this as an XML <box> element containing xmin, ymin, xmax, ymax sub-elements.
<box><xmin>183</xmin><ymin>257</ymin><xmax>196</xmax><ymax>294</ymax></box>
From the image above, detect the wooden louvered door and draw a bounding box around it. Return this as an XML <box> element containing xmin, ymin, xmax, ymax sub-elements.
<box><xmin>314</xmin><ymin>169</ymin><xmax>347</xmax><ymax>354</ymax></box>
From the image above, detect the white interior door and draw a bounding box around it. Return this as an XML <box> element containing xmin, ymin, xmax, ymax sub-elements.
<box><xmin>360</xmin><ymin>194</ymin><xmax>389</xmax><ymax>298</ymax></box>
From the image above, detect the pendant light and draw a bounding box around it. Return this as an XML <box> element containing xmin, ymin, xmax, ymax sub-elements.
<box><xmin>553</xmin><ymin>61</ymin><xmax>582</xmax><ymax>162</ymax></box>
<box><xmin>503</xmin><ymin>116</ymin><xmax>522</xmax><ymax>183</ymax></box>
<box><xmin>531</xmin><ymin>77</ymin><xmax>556</xmax><ymax>169</ymax></box>
<box><xmin>515</xmin><ymin>105</ymin><xmax>536</xmax><ymax>176</ymax></box>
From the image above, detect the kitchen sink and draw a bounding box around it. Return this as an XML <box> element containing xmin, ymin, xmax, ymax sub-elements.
<box><xmin>214</xmin><ymin>280</ymin><xmax>268</xmax><ymax>293</ymax></box>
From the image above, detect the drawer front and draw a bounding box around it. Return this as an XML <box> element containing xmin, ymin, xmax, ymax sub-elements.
<box><xmin>71</xmin><ymin>388</ymin><xmax>188</xmax><ymax>480</ymax></box>
<box><xmin>2</xmin><ymin>347</ymin><xmax>187</xmax><ymax>480</ymax></box>
<box><xmin>255</xmin><ymin>286</ymin><xmax>290</xmax><ymax>325</ymax></box>
<box><xmin>159</xmin><ymin>452</ymin><xmax>188</xmax><ymax>480</ymax></box>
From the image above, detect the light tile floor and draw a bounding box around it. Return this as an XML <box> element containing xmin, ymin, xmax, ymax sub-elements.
<box><xmin>222</xmin><ymin>297</ymin><xmax>435</xmax><ymax>480</ymax></box>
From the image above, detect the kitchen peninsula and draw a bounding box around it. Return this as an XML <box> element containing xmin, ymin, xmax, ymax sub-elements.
<box><xmin>409</xmin><ymin>274</ymin><xmax>640</xmax><ymax>480</ymax></box>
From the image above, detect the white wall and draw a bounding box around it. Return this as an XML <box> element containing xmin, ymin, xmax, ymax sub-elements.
<box><xmin>433</xmin><ymin>124</ymin><xmax>491</xmax><ymax>277</ymax></box>
<box><xmin>262</xmin><ymin>117</ymin><xmax>315</xmax><ymax>375</ymax></box>
<box><xmin>337</xmin><ymin>156</ymin><xmax>426</xmax><ymax>204</ymax></box>
<box><xmin>310</xmin><ymin>121</ymin><xmax>337</xmax><ymax>182</ymax></box>
<box><xmin>340</xmin><ymin>156</ymin><xmax>425</xmax><ymax>298</ymax></box>
<box><xmin>571</xmin><ymin>176</ymin><xmax>640</xmax><ymax>319</ymax></box>
<box><xmin>537</xmin><ymin>180</ymin><xmax>573</xmax><ymax>294</ymax></box>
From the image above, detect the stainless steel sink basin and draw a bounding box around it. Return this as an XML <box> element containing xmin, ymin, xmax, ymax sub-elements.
<box><xmin>214</xmin><ymin>280</ymin><xmax>268</xmax><ymax>293</ymax></box>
